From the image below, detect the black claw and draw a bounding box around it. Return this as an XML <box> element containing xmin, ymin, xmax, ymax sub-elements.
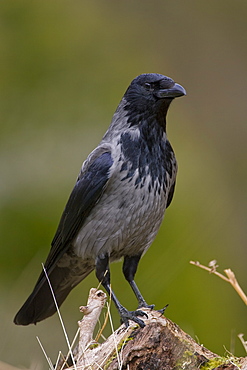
<box><xmin>157</xmin><ymin>304</ymin><xmax>169</xmax><ymax>315</ymax></box>
<box><xmin>134</xmin><ymin>309</ymin><xmax>148</xmax><ymax>318</ymax></box>
<box><xmin>119</xmin><ymin>308</ymin><xmax>148</xmax><ymax>328</ymax></box>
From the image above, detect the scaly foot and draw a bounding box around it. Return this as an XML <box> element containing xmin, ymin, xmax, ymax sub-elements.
<box><xmin>119</xmin><ymin>306</ymin><xmax>148</xmax><ymax>328</ymax></box>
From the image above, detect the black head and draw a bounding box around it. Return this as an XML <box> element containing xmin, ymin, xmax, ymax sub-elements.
<box><xmin>124</xmin><ymin>73</ymin><xmax>186</xmax><ymax>119</ymax></box>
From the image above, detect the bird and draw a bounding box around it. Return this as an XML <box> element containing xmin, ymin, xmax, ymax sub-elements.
<box><xmin>14</xmin><ymin>73</ymin><xmax>186</xmax><ymax>327</ymax></box>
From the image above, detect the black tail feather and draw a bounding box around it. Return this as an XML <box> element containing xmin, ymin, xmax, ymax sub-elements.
<box><xmin>14</xmin><ymin>263</ymin><xmax>94</xmax><ymax>325</ymax></box>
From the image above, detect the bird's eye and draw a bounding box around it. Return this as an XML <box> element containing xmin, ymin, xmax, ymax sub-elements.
<box><xmin>144</xmin><ymin>82</ymin><xmax>152</xmax><ymax>90</ymax></box>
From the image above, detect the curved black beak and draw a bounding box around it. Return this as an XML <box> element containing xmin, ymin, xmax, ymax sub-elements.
<box><xmin>155</xmin><ymin>83</ymin><xmax>186</xmax><ymax>99</ymax></box>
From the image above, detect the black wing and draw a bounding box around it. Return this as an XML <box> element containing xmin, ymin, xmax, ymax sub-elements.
<box><xmin>14</xmin><ymin>151</ymin><xmax>113</xmax><ymax>325</ymax></box>
<box><xmin>46</xmin><ymin>150</ymin><xmax>114</xmax><ymax>271</ymax></box>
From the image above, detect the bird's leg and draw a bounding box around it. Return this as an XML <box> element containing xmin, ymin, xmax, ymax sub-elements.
<box><xmin>123</xmin><ymin>255</ymin><xmax>154</xmax><ymax>310</ymax></box>
<box><xmin>95</xmin><ymin>254</ymin><xmax>147</xmax><ymax>328</ymax></box>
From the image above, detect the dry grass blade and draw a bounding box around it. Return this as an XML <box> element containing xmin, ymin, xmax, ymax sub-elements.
<box><xmin>106</xmin><ymin>300</ymin><xmax>122</xmax><ymax>370</ymax></box>
<box><xmin>36</xmin><ymin>336</ymin><xmax>55</xmax><ymax>370</ymax></box>
<box><xmin>42</xmin><ymin>264</ymin><xmax>77</xmax><ymax>370</ymax></box>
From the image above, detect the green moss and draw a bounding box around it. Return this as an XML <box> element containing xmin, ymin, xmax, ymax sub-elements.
<box><xmin>175</xmin><ymin>351</ymin><xmax>241</xmax><ymax>369</ymax></box>
<box><xmin>200</xmin><ymin>356</ymin><xmax>240</xmax><ymax>369</ymax></box>
<box><xmin>88</xmin><ymin>342</ymin><xmax>99</xmax><ymax>349</ymax></box>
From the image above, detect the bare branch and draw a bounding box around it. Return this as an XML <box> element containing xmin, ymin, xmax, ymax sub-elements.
<box><xmin>190</xmin><ymin>260</ymin><xmax>229</xmax><ymax>282</ymax></box>
<box><xmin>78</xmin><ymin>288</ymin><xmax>107</xmax><ymax>353</ymax></box>
<box><xmin>224</xmin><ymin>269</ymin><xmax>247</xmax><ymax>306</ymax></box>
<box><xmin>190</xmin><ymin>260</ymin><xmax>247</xmax><ymax>305</ymax></box>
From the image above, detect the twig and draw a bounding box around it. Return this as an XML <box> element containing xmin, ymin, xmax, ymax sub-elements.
<box><xmin>190</xmin><ymin>260</ymin><xmax>229</xmax><ymax>282</ymax></box>
<box><xmin>190</xmin><ymin>260</ymin><xmax>247</xmax><ymax>305</ymax></box>
<box><xmin>224</xmin><ymin>269</ymin><xmax>247</xmax><ymax>306</ymax></box>
<box><xmin>76</xmin><ymin>288</ymin><xmax>107</xmax><ymax>368</ymax></box>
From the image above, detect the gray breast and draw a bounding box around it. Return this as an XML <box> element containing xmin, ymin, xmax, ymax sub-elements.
<box><xmin>73</xmin><ymin>155</ymin><xmax>174</xmax><ymax>263</ymax></box>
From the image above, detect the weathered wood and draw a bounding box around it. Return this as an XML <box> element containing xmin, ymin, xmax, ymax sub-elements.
<box><xmin>77</xmin><ymin>288</ymin><xmax>107</xmax><ymax>353</ymax></box>
<box><xmin>105</xmin><ymin>309</ymin><xmax>215</xmax><ymax>370</ymax></box>
<box><xmin>58</xmin><ymin>289</ymin><xmax>247</xmax><ymax>370</ymax></box>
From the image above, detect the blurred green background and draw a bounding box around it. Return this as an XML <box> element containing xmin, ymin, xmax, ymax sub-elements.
<box><xmin>1</xmin><ymin>0</ymin><xmax>247</xmax><ymax>368</ymax></box>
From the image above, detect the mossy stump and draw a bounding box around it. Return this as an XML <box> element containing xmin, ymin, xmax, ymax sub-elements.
<box><xmin>59</xmin><ymin>289</ymin><xmax>247</xmax><ymax>370</ymax></box>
